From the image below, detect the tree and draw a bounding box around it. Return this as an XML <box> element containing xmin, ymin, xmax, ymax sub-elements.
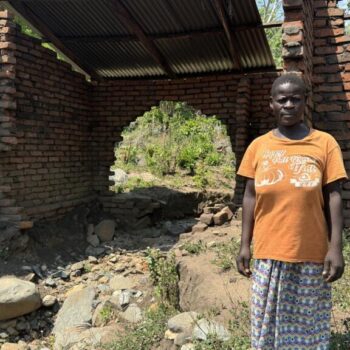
<box><xmin>256</xmin><ymin>0</ymin><xmax>283</xmax><ymax>68</ymax></box>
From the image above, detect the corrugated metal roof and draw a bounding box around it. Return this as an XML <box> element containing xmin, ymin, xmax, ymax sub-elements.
<box><xmin>16</xmin><ymin>0</ymin><xmax>276</xmax><ymax>78</ymax></box>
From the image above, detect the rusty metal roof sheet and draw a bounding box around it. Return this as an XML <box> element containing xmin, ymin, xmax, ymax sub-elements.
<box><xmin>11</xmin><ymin>0</ymin><xmax>276</xmax><ymax>78</ymax></box>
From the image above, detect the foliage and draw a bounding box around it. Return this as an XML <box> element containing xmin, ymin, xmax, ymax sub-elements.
<box><xmin>182</xmin><ymin>240</ymin><xmax>206</xmax><ymax>255</ymax></box>
<box><xmin>99</xmin><ymin>304</ymin><xmax>115</xmax><ymax>325</ymax></box>
<box><xmin>114</xmin><ymin>176</ymin><xmax>155</xmax><ymax>193</ymax></box>
<box><xmin>211</xmin><ymin>239</ymin><xmax>241</xmax><ymax>271</ymax></box>
<box><xmin>112</xmin><ymin>101</ymin><xmax>235</xmax><ymax>192</ymax></box>
<box><xmin>105</xmin><ymin>304</ymin><xmax>175</xmax><ymax>350</ymax></box>
<box><xmin>192</xmin><ymin>301</ymin><xmax>251</xmax><ymax>350</ymax></box>
<box><xmin>256</xmin><ymin>0</ymin><xmax>283</xmax><ymax>68</ymax></box>
<box><xmin>145</xmin><ymin>248</ymin><xmax>179</xmax><ymax>308</ymax></box>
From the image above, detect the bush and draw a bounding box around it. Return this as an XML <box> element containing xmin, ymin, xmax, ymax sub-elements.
<box><xmin>112</xmin><ymin>101</ymin><xmax>235</xmax><ymax>191</ymax></box>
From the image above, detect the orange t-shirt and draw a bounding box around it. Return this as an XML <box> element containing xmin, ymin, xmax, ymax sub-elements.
<box><xmin>237</xmin><ymin>129</ymin><xmax>348</xmax><ymax>263</ymax></box>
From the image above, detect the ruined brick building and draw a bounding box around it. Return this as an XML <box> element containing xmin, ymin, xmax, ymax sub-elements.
<box><xmin>1</xmin><ymin>0</ymin><xmax>350</xmax><ymax>247</ymax></box>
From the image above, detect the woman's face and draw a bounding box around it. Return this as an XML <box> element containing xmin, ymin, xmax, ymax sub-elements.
<box><xmin>270</xmin><ymin>82</ymin><xmax>306</xmax><ymax>127</ymax></box>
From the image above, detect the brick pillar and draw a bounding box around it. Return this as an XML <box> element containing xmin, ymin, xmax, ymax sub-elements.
<box><xmin>282</xmin><ymin>0</ymin><xmax>314</xmax><ymax>123</ymax></box>
<box><xmin>312</xmin><ymin>0</ymin><xmax>350</xmax><ymax>225</ymax></box>
<box><xmin>234</xmin><ymin>77</ymin><xmax>250</xmax><ymax>206</ymax></box>
<box><xmin>0</xmin><ymin>10</ymin><xmax>23</xmax><ymax>249</ymax></box>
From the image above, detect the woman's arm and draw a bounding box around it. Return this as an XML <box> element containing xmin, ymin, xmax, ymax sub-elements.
<box><xmin>323</xmin><ymin>180</ymin><xmax>345</xmax><ymax>283</ymax></box>
<box><xmin>236</xmin><ymin>178</ymin><xmax>255</xmax><ymax>277</ymax></box>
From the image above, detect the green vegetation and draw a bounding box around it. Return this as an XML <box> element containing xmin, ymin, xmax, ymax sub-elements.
<box><xmin>211</xmin><ymin>239</ymin><xmax>241</xmax><ymax>271</ymax></box>
<box><xmin>105</xmin><ymin>304</ymin><xmax>175</xmax><ymax>350</ymax></box>
<box><xmin>192</xmin><ymin>301</ymin><xmax>251</xmax><ymax>350</ymax></box>
<box><xmin>99</xmin><ymin>304</ymin><xmax>115</xmax><ymax>325</ymax></box>
<box><xmin>146</xmin><ymin>248</ymin><xmax>179</xmax><ymax>308</ymax></box>
<box><xmin>257</xmin><ymin>0</ymin><xmax>283</xmax><ymax>68</ymax></box>
<box><xmin>112</xmin><ymin>101</ymin><xmax>235</xmax><ymax>192</ymax></box>
<box><xmin>182</xmin><ymin>240</ymin><xmax>206</xmax><ymax>255</ymax></box>
<box><xmin>333</xmin><ymin>238</ymin><xmax>350</xmax><ymax>310</ymax></box>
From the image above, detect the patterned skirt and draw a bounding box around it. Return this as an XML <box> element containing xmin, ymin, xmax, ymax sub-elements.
<box><xmin>251</xmin><ymin>259</ymin><xmax>331</xmax><ymax>350</ymax></box>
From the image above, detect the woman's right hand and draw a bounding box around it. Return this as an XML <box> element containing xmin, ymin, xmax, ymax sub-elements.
<box><xmin>236</xmin><ymin>245</ymin><xmax>252</xmax><ymax>277</ymax></box>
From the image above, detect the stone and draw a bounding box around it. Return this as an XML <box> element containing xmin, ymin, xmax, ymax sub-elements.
<box><xmin>213</xmin><ymin>210</ymin><xmax>228</xmax><ymax>226</ymax></box>
<box><xmin>181</xmin><ymin>344</ymin><xmax>195</xmax><ymax>350</ymax></box>
<box><xmin>110</xmin><ymin>168</ymin><xmax>128</xmax><ymax>185</ymax></box>
<box><xmin>86</xmin><ymin>224</ymin><xmax>94</xmax><ymax>236</ymax></box>
<box><xmin>15</xmin><ymin>321</ymin><xmax>29</xmax><ymax>331</ymax></box>
<box><xmin>42</xmin><ymin>295</ymin><xmax>57</xmax><ymax>307</ymax></box>
<box><xmin>0</xmin><ymin>343</ymin><xmax>27</xmax><ymax>350</ymax></box>
<box><xmin>168</xmin><ymin>312</ymin><xmax>198</xmax><ymax>333</ymax></box>
<box><xmin>120</xmin><ymin>304</ymin><xmax>142</xmax><ymax>323</ymax></box>
<box><xmin>65</xmin><ymin>284</ymin><xmax>86</xmax><ymax>297</ymax></box>
<box><xmin>174</xmin><ymin>331</ymin><xmax>191</xmax><ymax>346</ymax></box>
<box><xmin>164</xmin><ymin>329</ymin><xmax>177</xmax><ymax>340</ymax></box>
<box><xmin>53</xmin><ymin>286</ymin><xmax>96</xmax><ymax>337</ymax></box>
<box><xmin>191</xmin><ymin>222</ymin><xmax>208</xmax><ymax>233</ymax></box>
<box><xmin>221</xmin><ymin>206</ymin><xmax>233</xmax><ymax>221</ymax></box>
<box><xmin>199</xmin><ymin>213</ymin><xmax>213</xmax><ymax>225</ymax></box>
<box><xmin>88</xmin><ymin>256</ymin><xmax>98</xmax><ymax>264</ymax></box>
<box><xmin>192</xmin><ymin>319</ymin><xmax>230</xmax><ymax>341</ymax></box>
<box><xmin>70</xmin><ymin>261</ymin><xmax>84</xmax><ymax>271</ymax></box>
<box><xmin>87</xmin><ymin>234</ymin><xmax>100</xmax><ymax>247</ymax></box>
<box><xmin>0</xmin><ymin>319</ymin><xmax>16</xmax><ymax>329</ymax></box>
<box><xmin>0</xmin><ymin>277</ymin><xmax>41</xmax><ymax>321</ymax></box>
<box><xmin>85</xmin><ymin>246</ymin><xmax>105</xmax><ymax>256</ymax></box>
<box><xmin>95</xmin><ymin>220</ymin><xmax>116</xmax><ymax>242</ymax></box>
<box><xmin>44</xmin><ymin>278</ymin><xmax>56</xmax><ymax>287</ymax></box>
<box><xmin>118</xmin><ymin>290</ymin><xmax>131</xmax><ymax>308</ymax></box>
<box><xmin>109</xmin><ymin>276</ymin><xmax>135</xmax><ymax>291</ymax></box>
<box><xmin>92</xmin><ymin>303</ymin><xmax>105</xmax><ymax>327</ymax></box>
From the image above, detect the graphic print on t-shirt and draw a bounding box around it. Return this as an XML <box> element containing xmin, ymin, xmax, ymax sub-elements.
<box><xmin>255</xmin><ymin>149</ymin><xmax>321</xmax><ymax>188</ymax></box>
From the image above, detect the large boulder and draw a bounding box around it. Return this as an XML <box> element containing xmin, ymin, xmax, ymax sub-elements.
<box><xmin>0</xmin><ymin>277</ymin><xmax>41</xmax><ymax>321</ymax></box>
<box><xmin>53</xmin><ymin>286</ymin><xmax>96</xmax><ymax>349</ymax></box>
<box><xmin>95</xmin><ymin>220</ymin><xmax>116</xmax><ymax>242</ymax></box>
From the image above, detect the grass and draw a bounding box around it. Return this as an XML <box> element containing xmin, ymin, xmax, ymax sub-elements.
<box><xmin>210</xmin><ymin>239</ymin><xmax>241</xmax><ymax>271</ymax></box>
<box><xmin>145</xmin><ymin>248</ymin><xmax>179</xmax><ymax>308</ymax></box>
<box><xmin>105</xmin><ymin>305</ymin><xmax>175</xmax><ymax>350</ymax></box>
<box><xmin>182</xmin><ymin>240</ymin><xmax>206</xmax><ymax>255</ymax></box>
<box><xmin>332</xmin><ymin>238</ymin><xmax>350</xmax><ymax>310</ymax></box>
<box><xmin>99</xmin><ymin>304</ymin><xmax>115</xmax><ymax>325</ymax></box>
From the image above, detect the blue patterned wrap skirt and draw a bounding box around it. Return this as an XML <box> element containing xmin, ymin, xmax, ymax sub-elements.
<box><xmin>251</xmin><ymin>259</ymin><xmax>331</xmax><ymax>350</ymax></box>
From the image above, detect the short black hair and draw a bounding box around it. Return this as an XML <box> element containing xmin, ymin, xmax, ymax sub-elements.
<box><xmin>271</xmin><ymin>73</ymin><xmax>306</xmax><ymax>97</ymax></box>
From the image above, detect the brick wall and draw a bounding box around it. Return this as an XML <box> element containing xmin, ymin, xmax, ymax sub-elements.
<box><xmin>0</xmin><ymin>11</ymin><xmax>95</xmax><ymax>230</ymax></box>
<box><xmin>311</xmin><ymin>0</ymin><xmax>350</xmax><ymax>225</ymax></box>
<box><xmin>282</xmin><ymin>0</ymin><xmax>314</xmax><ymax>122</ymax></box>
<box><xmin>0</xmin><ymin>9</ymin><xmax>20</xmax><ymax>246</ymax></box>
<box><xmin>91</xmin><ymin>73</ymin><xmax>279</xmax><ymax>205</ymax></box>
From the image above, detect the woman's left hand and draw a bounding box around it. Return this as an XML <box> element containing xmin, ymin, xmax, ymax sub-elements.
<box><xmin>323</xmin><ymin>248</ymin><xmax>345</xmax><ymax>283</ymax></box>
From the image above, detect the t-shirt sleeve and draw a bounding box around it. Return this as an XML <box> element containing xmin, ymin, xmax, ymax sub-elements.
<box><xmin>323</xmin><ymin>144</ymin><xmax>348</xmax><ymax>185</ymax></box>
<box><xmin>237</xmin><ymin>141</ymin><xmax>257</xmax><ymax>179</ymax></box>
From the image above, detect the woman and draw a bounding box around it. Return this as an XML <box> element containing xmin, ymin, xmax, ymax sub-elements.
<box><xmin>236</xmin><ymin>73</ymin><xmax>347</xmax><ymax>349</ymax></box>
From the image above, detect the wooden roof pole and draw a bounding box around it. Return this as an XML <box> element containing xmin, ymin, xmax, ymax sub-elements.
<box><xmin>110</xmin><ymin>0</ymin><xmax>176</xmax><ymax>78</ymax></box>
<box><xmin>6</xmin><ymin>0</ymin><xmax>97</xmax><ymax>79</ymax></box>
<box><xmin>213</xmin><ymin>0</ymin><xmax>243</xmax><ymax>71</ymax></box>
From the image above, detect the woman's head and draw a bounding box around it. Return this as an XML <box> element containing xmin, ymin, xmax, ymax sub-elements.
<box><xmin>270</xmin><ymin>73</ymin><xmax>307</xmax><ymax>127</ymax></box>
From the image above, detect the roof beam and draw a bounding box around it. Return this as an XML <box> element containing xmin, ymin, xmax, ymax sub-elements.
<box><xmin>109</xmin><ymin>0</ymin><xmax>176</xmax><ymax>78</ymax></box>
<box><xmin>212</xmin><ymin>0</ymin><xmax>243</xmax><ymax>71</ymax></box>
<box><xmin>5</xmin><ymin>0</ymin><xmax>97</xmax><ymax>79</ymax></box>
<box><xmin>57</xmin><ymin>21</ymin><xmax>283</xmax><ymax>44</ymax></box>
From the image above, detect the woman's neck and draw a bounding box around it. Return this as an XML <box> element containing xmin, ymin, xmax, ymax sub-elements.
<box><xmin>275</xmin><ymin>123</ymin><xmax>310</xmax><ymax>140</ymax></box>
